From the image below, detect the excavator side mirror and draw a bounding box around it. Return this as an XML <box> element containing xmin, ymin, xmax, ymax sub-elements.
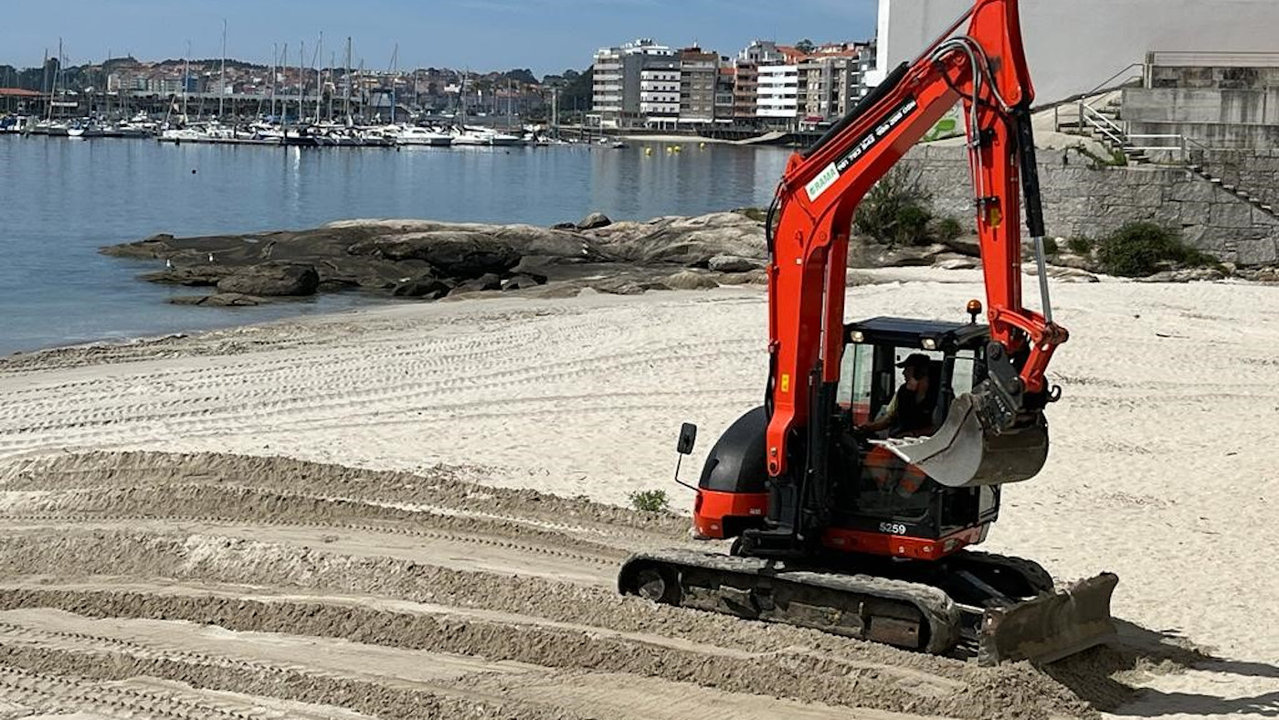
<box><xmin>677</xmin><ymin>423</ymin><xmax>698</xmax><ymax>455</ymax></box>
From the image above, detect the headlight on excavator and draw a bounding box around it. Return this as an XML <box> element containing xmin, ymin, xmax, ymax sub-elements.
<box><xmin>922</xmin><ymin>338</ymin><xmax>937</xmax><ymax>350</ymax></box>
<box><xmin>851</xmin><ymin>331</ymin><xmax>865</xmax><ymax>343</ymax></box>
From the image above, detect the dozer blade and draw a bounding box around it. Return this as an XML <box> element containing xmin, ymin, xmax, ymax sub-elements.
<box><xmin>978</xmin><ymin>572</ymin><xmax>1119</xmax><ymax>666</ymax></box>
<box><xmin>872</xmin><ymin>394</ymin><xmax>1049</xmax><ymax>487</ymax></box>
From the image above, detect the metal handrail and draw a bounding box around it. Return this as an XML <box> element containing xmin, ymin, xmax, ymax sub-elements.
<box><xmin>1084</xmin><ymin>62</ymin><xmax>1146</xmax><ymax>97</ymax></box>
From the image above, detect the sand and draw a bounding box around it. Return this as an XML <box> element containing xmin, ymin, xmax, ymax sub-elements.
<box><xmin>0</xmin><ymin>269</ymin><xmax>1276</xmax><ymax>719</ymax></box>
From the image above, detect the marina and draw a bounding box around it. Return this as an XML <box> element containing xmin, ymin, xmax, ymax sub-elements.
<box><xmin>0</xmin><ymin>132</ymin><xmax>789</xmax><ymax>354</ymax></box>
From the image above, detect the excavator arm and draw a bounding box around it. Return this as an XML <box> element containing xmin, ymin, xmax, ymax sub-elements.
<box><xmin>758</xmin><ymin>0</ymin><xmax>1066</xmax><ymax>550</ymax></box>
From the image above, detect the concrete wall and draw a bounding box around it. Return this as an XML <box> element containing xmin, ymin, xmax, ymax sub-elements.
<box><xmin>875</xmin><ymin>0</ymin><xmax>1279</xmax><ymax>104</ymax></box>
<box><xmin>901</xmin><ymin>144</ymin><xmax>1279</xmax><ymax>266</ymax></box>
<box><xmin>1123</xmin><ymin>86</ymin><xmax>1279</xmax><ymax>148</ymax></box>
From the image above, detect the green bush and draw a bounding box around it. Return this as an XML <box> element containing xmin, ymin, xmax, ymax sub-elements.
<box><xmin>628</xmin><ymin>489</ymin><xmax>671</xmax><ymax>513</ymax></box>
<box><xmin>854</xmin><ymin>166</ymin><xmax>935</xmax><ymax>247</ymax></box>
<box><xmin>937</xmin><ymin>217</ymin><xmax>965</xmax><ymax>241</ymax></box>
<box><xmin>1095</xmin><ymin>222</ymin><xmax>1216</xmax><ymax>277</ymax></box>
<box><xmin>1066</xmin><ymin>236</ymin><xmax>1094</xmax><ymax>255</ymax></box>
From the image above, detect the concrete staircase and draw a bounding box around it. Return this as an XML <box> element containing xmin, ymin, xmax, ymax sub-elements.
<box><xmin>1055</xmin><ymin>91</ymin><xmax>1279</xmax><ymax>220</ymax></box>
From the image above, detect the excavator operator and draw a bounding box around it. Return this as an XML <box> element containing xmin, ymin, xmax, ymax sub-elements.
<box><xmin>855</xmin><ymin>353</ymin><xmax>939</xmax><ymax>498</ymax></box>
<box><xmin>858</xmin><ymin>354</ymin><xmax>939</xmax><ymax>437</ymax></box>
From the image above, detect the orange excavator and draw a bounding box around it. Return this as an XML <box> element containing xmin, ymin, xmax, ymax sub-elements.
<box><xmin>618</xmin><ymin>0</ymin><xmax>1117</xmax><ymax>664</ymax></box>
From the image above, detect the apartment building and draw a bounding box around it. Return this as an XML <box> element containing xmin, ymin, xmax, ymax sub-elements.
<box><xmin>756</xmin><ymin>63</ymin><xmax>800</xmax><ymax>126</ymax></box>
<box><xmin>590</xmin><ymin>36</ymin><xmax>875</xmax><ymax>129</ymax></box>
<box><xmin>715</xmin><ymin>65</ymin><xmax>736</xmax><ymax>122</ymax></box>
<box><xmin>678</xmin><ymin>46</ymin><xmax>718</xmax><ymax>125</ymax></box>
<box><xmin>639</xmin><ymin>61</ymin><xmax>680</xmax><ymax>128</ymax></box>
<box><xmin>591</xmin><ymin>38</ymin><xmax>676</xmax><ymax>127</ymax></box>
<box><xmin>732</xmin><ymin>61</ymin><xmax>758</xmax><ymax>123</ymax></box>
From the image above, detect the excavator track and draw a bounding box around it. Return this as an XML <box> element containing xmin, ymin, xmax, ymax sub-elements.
<box><xmin>619</xmin><ymin>549</ymin><xmax>962</xmax><ymax>654</ymax></box>
<box><xmin>618</xmin><ymin>548</ymin><xmax>1116</xmax><ymax>665</ymax></box>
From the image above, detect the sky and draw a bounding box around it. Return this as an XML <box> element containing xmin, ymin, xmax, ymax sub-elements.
<box><xmin>0</xmin><ymin>0</ymin><xmax>878</xmax><ymax>76</ymax></box>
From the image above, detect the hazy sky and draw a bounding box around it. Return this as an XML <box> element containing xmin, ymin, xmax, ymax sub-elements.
<box><xmin>1</xmin><ymin>0</ymin><xmax>877</xmax><ymax>75</ymax></box>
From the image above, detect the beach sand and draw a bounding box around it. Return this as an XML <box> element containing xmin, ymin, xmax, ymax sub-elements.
<box><xmin>0</xmin><ymin>269</ymin><xmax>1275</xmax><ymax>718</ymax></box>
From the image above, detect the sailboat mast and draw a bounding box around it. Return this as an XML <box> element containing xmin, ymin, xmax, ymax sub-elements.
<box><xmin>315</xmin><ymin>32</ymin><xmax>323</xmax><ymax>123</ymax></box>
<box><xmin>299</xmin><ymin>41</ymin><xmax>305</xmax><ymax>123</ymax></box>
<box><xmin>269</xmin><ymin>43</ymin><xmax>276</xmax><ymax>119</ymax></box>
<box><xmin>182</xmin><ymin>41</ymin><xmax>190</xmax><ymax>119</ymax></box>
<box><xmin>41</xmin><ymin>48</ymin><xmax>49</xmax><ymax>121</ymax></box>
<box><xmin>390</xmin><ymin>43</ymin><xmax>398</xmax><ymax>124</ymax></box>
<box><xmin>218</xmin><ymin>19</ymin><xmax>226</xmax><ymax>118</ymax></box>
<box><xmin>344</xmin><ymin>37</ymin><xmax>352</xmax><ymax>122</ymax></box>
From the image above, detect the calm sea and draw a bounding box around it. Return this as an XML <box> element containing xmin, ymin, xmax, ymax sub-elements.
<box><xmin>0</xmin><ymin>136</ymin><xmax>791</xmax><ymax>355</ymax></box>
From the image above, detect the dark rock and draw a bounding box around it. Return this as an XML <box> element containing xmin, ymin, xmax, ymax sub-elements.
<box><xmin>664</xmin><ymin>270</ymin><xmax>719</xmax><ymax>290</ymax></box>
<box><xmin>586</xmin><ymin>212</ymin><xmax>764</xmax><ymax>265</ymax></box>
<box><xmin>590</xmin><ymin>278</ymin><xmax>647</xmax><ymax>295</ymax></box>
<box><xmin>848</xmin><ymin>243</ymin><xmax>948</xmax><ymax>268</ymax></box>
<box><xmin>576</xmin><ymin>212</ymin><xmax>612</xmax><ymax>230</ymax></box>
<box><xmin>348</xmin><ymin>231</ymin><xmax>521</xmax><ymax>278</ymax></box>
<box><xmin>551</xmin><ymin>222</ymin><xmax>577</xmax><ymax>230</ymax></box>
<box><xmin>708</xmin><ymin>254</ymin><xmax>764</xmax><ymax>273</ymax></box>
<box><xmin>392</xmin><ymin>277</ymin><xmax>451</xmax><ymax>299</ymax></box>
<box><xmin>502</xmin><ymin>273</ymin><xmax>547</xmax><ymax>291</ymax></box>
<box><xmin>217</xmin><ymin>263</ymin><xmax>319</xmax><ymax>296</ymax></box>
<box><xmin>169</xmin><ymin>292</ymin><xmax>263</xmax><ymax>306</ymax></box>
<box><xmin>451</xmin><ymin>273</ymin><xmax>504</xmax><ymax>294</ymax></box>
<box><xmin>141</xmin><ymin>266</ymin><xmax>233</xmax><ymax>286</ymax></box>
<box><xmin>718</xmin><ymin>269</ymin><xmax>769</xmax><ymax>285</ymax></box>
<box><xmin>939</xmin><ymin>234</ymin><xmax>981</xmax><ymax>257</ymax></box>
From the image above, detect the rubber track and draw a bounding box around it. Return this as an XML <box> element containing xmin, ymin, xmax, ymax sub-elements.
<box><xmin>620</xmin><ymin>549</ymin><xmax>963</xmax><ymax>654</ymax></box>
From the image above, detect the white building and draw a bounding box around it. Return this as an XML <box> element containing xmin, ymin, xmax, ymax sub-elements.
<box><xmin>640</xmin><ymin>67</ymin><xmax>680</xmax><ymax>127</ymax></box>
<box><xmin>592</xmin><ymin>38</ymin><xmax>677</xmax><ymax>128</ymax></box>
<box><xmin>756</xmin><ymin>64</ymin><xmax>800</xmax><ymax>125</ymax></box>
<box><xmin>872</xmin><ymin>0</ymin><xmax>1279</xmax><ymax>104</ymax></box>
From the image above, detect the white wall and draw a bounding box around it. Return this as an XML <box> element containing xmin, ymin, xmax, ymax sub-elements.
<box><xmin>876</xmin><ymin>0</ymin><xmax>1279</xmax><ymax>103</ymax></box>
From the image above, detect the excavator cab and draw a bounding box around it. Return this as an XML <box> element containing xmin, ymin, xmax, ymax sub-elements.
<box><xmin>829</xmin><ymin>316</ymin><xmax>1007</xmax><ymax>554</ymax></box>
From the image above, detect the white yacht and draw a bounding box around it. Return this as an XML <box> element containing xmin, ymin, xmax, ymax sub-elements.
<box><xmin>450</xmin><ymin>125</ymin><xmax>523</xmax><ymax>147</ymax></box>
<box><xmin>398</xmin><ymin>126</ymin><xmax>452</xmax><ymax>146</ymax></box>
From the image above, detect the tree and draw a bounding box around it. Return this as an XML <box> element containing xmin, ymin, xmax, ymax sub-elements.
<box><xmin>795</xmin><ymin>38</ymin><xmax>816</xmax><ymax>54</ymax></box>
<box><xmin>502</xmin><ymin>68</ymin><xmax>538</xmax><ymax>85</ymax></box>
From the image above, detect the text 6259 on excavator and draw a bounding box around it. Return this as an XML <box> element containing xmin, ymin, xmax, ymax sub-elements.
<box><xmin>618</xmin><ymin>0</ymin><xmax>1117</xmax><ymax>665</ymax></box>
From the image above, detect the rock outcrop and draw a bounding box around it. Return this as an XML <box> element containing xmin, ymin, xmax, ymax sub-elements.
<box><xmin>105</xmin><ymin>208</ymin><xmax>1241</xmax><ymax>308</ymax></box>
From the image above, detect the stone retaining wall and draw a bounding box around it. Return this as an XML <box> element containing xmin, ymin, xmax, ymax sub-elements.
<box><xmin>1198</xmin><ymin>148</ymin><xmax>1279</xmax><ymax>211</ymax></box>
<box><xmin>901</xmin><ymin>144</ymin><xmax>1279</xmax><ymax>266</ymax></box>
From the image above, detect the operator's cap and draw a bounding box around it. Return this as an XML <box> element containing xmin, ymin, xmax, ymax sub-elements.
<box><xmin>896</xmin><ymin>353</ymin><xmax>932</xmax><ymax>373</ymax></box>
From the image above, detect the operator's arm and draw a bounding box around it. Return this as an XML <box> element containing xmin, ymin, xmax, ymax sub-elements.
<box><xmin>859</xmin><ymin>391</ymin><xmax>900</xmax><ymax>433</ymax></box>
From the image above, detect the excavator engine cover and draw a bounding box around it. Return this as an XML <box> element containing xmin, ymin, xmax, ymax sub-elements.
<box><xmin>875</xmin><ymin>394</ymin><xmax>1049</xmax><ymax>487</ymax></box>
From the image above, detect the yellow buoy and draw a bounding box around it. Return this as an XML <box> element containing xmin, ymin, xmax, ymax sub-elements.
<box><xmin>699</xmin><ymin>142</ymin><xmax>706</xmax><ymax>149</ymax></box>
<box><xmin>645</xmin><ymin>147</ymin><xmax>653</xmax><ymax>156</ymax></box>
<box><xmin>673</xmin><ymin>145</ymin><xmax>682</xmax><ymax>153</ymax></box>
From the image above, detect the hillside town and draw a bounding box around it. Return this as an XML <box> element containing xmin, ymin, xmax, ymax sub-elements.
<box><xmin>0</xmin><ymin>34</ymin><xmax>874</xmax><ymax>134</ymax></box>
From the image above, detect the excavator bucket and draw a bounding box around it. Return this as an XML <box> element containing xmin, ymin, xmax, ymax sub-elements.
<box><xmin>873</xmin><ymin>393</ymin><xmax>1049</xmax><ymax>487</ymax></box>
<box><xmin>978</xmin><ymin>572</ymin><xmax>1119</xmax><ymax>665</ymax></box>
